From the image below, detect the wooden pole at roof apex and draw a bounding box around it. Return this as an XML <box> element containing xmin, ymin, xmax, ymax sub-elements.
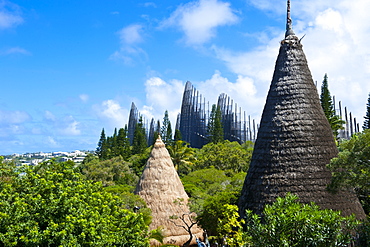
<box><xmin>285</xmin><ymin>0</ymin><xmax>295</xmax><ymax>37</ymax></box>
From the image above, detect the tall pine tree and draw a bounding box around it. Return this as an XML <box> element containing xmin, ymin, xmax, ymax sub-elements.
<box><xmin>96</xmin><ymin>128</ymin><xmax>108</xmax><ymax>160</ymax></box>
<box><xmin>132</xmin><ymin>116</ymin><xmax>148</xmax><ymax>155</ymax></box>
<box><xmin>320</xmin><ymin>74</ymin><xmax>345</xmax><ymax>139</ymax></box>
<box><xmin>161</xmin><ymin>110</ymin><xmax>173</xmax><ymax>145</ymax></box>
<box><xmin>364</xmin><ymin>93</ymin><xmax>370</xmax><ymax>130</ymax></box>
<box><xmin>207</xmin><ymin>104</ymin><xmax>224</xmax><ymax>143</ymax></box>
<box><xmin>116</xmin><ymin>125</ymin><xmax>131</xmax><ymax>160</ymax></box>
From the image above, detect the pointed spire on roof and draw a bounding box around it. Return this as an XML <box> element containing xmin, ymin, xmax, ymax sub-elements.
<box><xmin>285</xmin><ymin>0</ymin><xmax>295</xmax><ymax>37</ymax></box>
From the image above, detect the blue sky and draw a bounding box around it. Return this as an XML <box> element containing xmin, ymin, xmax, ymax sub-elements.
<box><xmin>1</xmin><ymin>0</ymin><xmax>370</xmax><ymax>154</ymax></box>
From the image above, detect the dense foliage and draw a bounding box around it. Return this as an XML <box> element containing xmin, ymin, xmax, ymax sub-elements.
<box><xmin>80</xmin><ymin>155</ymin><xmax>138</xmax><ymax>189</ymax></box>
<box><xmin>327</xmin><ymin>129</ymin><xmax>370</xmax><ymax>214</ymax></box>
<box><xmin>244</xmin><ymin>193</ymin><xmax>359</xmax><ymax>247</ymax></box>
<box><xmin>0</xmin><ymin>159</ymin><xmax>149</xmax><ymax>246</ymax></box>
<box><xmin>96</xmin><ymin>127</ymin><xmax>131</xmax><ymax>160</ymax></box>
<box><xmin>167</xmin><ymin>140</ymin><xmax>195</xmax><ymax>176</ymax></box>
<box><xmin>194</xmin><ymin>140</ymin><xmax>253</xmax><ymax>174</ymax></box>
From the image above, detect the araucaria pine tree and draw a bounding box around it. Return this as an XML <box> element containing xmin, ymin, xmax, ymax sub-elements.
<box><xmin>132</xmin><ymin>116</ymin><xmax>148</xmax><ymax>155</ymax></box>
<box><xmin>363</xmin><ymin>93</ymin><xmax>370</xmax><ymax>130</ymax></box>
<box><xmin>320</xmin><ymin>74</ymin><xmax>345</xmax><ymax>139</ymax></box>
<box><xmin>116</xmin><ymin>125</ymin><xmax>131</xmax><ymax>160</ymax></box>
<box><xmin>207</xmin><ymin>104</ymin><xmax>224</xmax><ymax>143</ymax></box>
<box><xmin>96</xmin><ymin>128</ymin><xmax>108</xmax><ymax>160</ymax></box>
<box><xmin>161</xmin><ymin>110</ymin><xmax>173</xmax><ymax>145</ymax></box>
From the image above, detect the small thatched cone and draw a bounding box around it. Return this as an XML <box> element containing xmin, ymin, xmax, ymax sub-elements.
<box><xmin>135</xmin><ymin>136</ymin><xmax>202</xmax><ymax>246</ymax></box>
<box><xmin>238</xmin><ymin>34</ymin><xmax>365</xmax><ymax>219</ymax></box>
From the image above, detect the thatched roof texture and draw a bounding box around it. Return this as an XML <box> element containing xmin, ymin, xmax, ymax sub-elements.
<box><xmin>238</xmin><ymin>31</ymin><xmax>365</xmax><ymax>219</ymax></box>
<box><xmin>135</xmin><ymin>136</ymin><xmax>202</xmax><ymax>246</ymax></box>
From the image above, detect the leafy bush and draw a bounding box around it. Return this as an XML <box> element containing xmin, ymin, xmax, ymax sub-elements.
<box><xmin>0</xmin><ymin>160</ymin><xmax>150</xmax><ymax>246</ymax></box>
<box><xmin>244</xmin><ymin>193</ymin><xmax>359</xmax><ymax>247</ymax></box>
<box><xmin>327</xmin><ymin>129</ymin><xmax>370</xmax><ymax>214</ymax></box>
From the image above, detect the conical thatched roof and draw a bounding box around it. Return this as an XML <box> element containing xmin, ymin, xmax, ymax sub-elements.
<box><xmin>238</xmin><ymin>5</ymin><xmax>365</xmax><ymax>219</ymax></box>
<box><xmin>135</xmin><ymin>136</ymin><xmax>202</xmax><ymax>246</ymax></box>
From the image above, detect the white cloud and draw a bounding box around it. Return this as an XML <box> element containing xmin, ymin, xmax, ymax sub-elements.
<box><xmin>1</xmin><ymin>47</ymin><xmax>31</xmax><ymax>55</ymax></box>
<box><xmin>142</xmin><ymin>2</ymin><xmax>156</xmax><ymax>8</ymax></box>
<box><xmin>47</xmin><ymin>136</ymin><xmax>59</xmax><ymax>147</ymax></box>
<box><xmin>195</xmin><ymin>71</ymin><xmax>263</xmax><ymax>118</ymax></box>
<box><xmin>60</xmin><ymin>119</ymin><xmax>80</xmax><ymax>136</ymax></box>
<box><xmin>161</xmin><ymin>0</ymin><xmax>238</xmax><ymax>45</ymax></box>
<box><xmin>110</xmin><ymin>24</ymin><xmax>147</xmax><ymax>64</ymax></box>
<box><xmin>118</xmin><ymin>24</ymin><xmax>143</xmax><ymax>45</ymax></box>
<box><xmin>93</xmin><ymin>99</ymin><xmax>129</xmax><ymax>129</ymax></box>
<box><xmin>44</xmin><ymin>110</ymin><xmax>56</xmax><ymax>121</ymax></box>
<box><xmin>208</xmin><ymin>0</ymin><xmax>370</xmax><ymax>127</ymax></box>
<box><xmin>0</xmin><ymin>1</ymin><xmax>23</xmax><ymax>30</ymax></box>
<box><xmin>142</xmin><ymin>71</ymin><xmax>264</xmax><ymax>127</ymax></box>
<box><xmin>0</xmin><ymin>110</ymin><xmax>30</xmax><ymax>124</ymax></box>
<box><xmin>79</xmin><ymin>94</ymin><xmax>89</xmax><ymax>103</ymax></box>
<box><xmin>143</xmin><ymin>77</ymin><xmax>184</xmax><ymax>125</ymax></box>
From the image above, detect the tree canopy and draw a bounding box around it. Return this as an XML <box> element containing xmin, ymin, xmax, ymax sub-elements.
<box><xmin>0</xmin><ymin>159</ymin><xmax>150</xmax><ymax>246</ymax></box>
<box><xmin>327</xmin><ymin>129</ymin><xmax>370</xmax><ymax>214</ymax></box>
<box><xmin>195</xmin><ymin>140</ymin><xmax>253</xmax><ymax>174</ymax></box>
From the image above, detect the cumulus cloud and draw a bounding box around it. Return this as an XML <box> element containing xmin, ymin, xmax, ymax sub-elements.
<box><xmin>110</xmin><ymin>24</ymin><xmax>147</xmax><ymax>64</ymax></box>
<box><xmin>0</xmin><ymin>1</ymin><xmax>23</xmax><ymax>30</ymax></box>
<box><xmin>142</xmin><ymin>71</ymin><xmax>264</xmax><ymax>126</ymax></box>
<box><xmin>93</xmin><ymin>99</ymin><xmax>129</xmax><ymax>129</ymax></box>
<box><xmin>143</xmin><ymin>77</ymin><xmax>184</xmax><ymax>125</ymax></box>
<box><xmin>161</xmin><ymin>0</ymin><xmax>238</xmax><ymax>45</ymax></box>
<box><xmin>195</xmin><ymin>71</ymin><xmax>263</xmax><ymax>118</ymax></box>
<box><xmin>209</xmin><ymin>0</ymin><xmax>370</xmax><ymax>126</ymax></box>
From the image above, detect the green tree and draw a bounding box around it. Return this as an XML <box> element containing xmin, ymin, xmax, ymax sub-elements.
<box><xmin>161</xmin><ymin>110</ymin><xmax>173</xmax><ymax>145</ymax></box>
<box><xmin>0</xmin><ymin>160</ymin><xmax>150</xmax><ymax>246</ymax></box>
<box><xmin>116</xmin><ymin>126</ymin><xmax>131</xmax><ymax>160</ymax></box>
<box><xmin>207</xmin><ymin>104</ymin><xmax>224</xmax><ymax>143</ymax></box>
<box><xmin>327</xmin><ymin>129</ymin><xmax>370</xmax><ymax>214</ymax></box>
<box><xmin>195</xmin><ymin>140</ymin><xmax>253</xmax><ymax>175</ymax></box>
<box><xmin>174</xmin><ymin>129</ymin><xmax>182</xmax><ymax>141</ymax></box>
<box><xmin>129</xmin><ymin>147</ymin><xmax>151</xmax><ymax>177</ymax></box>
<box><xmin>197</xmin><ymin>192</ymin><xmax>239</xmax><ymax>238</ymax></box>
<box><xmin>167</xmin><ymin>140</ymin><xmax>195</xmax><ymax>176</ymax></box>
<box><xmin>244</xmin><ymin>193</ymin><xmax>359</xmax><ymax>247</ymax></box>
<box><xmin>96</xmin><ymin>128</ymin><xmax>108</xmax><ymax>160</ymax></box>
<box><xmin>132</xmin><ymin>117</ymin><xmax>148</xmax><ymax>155</ymax></box>
<box><xmin>181</xmin><ymin>167</ymin><xmax>246</xmax><ymax>214</ymax></box>
<box><xmin>364</xmin><ymin>93</ymin><xmax>370</xmax><ymax>130</ymax></box>
<box><xmin>111</xmin><ymin>128</ymin><xmax>118</xmax><ymax>156</ymax></box>
<box><xmin>320</xmin><ymin>74</ymin><xmax>345</xmax><ymax>139</ymax></box>
<box><xmin>80</xmin><ymin>156</ymin><xmax>138</xmax><ymax>190</ymax></box>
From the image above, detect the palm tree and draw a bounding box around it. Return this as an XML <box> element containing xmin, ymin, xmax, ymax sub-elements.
<box><xmin>167</xmin><ymin>140</ymin><xmax>195</xmax><ymax>175</ymax></box>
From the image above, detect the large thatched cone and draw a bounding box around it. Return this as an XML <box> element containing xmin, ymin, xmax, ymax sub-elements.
<box><xmin>238</xmin><ymin>34</ymin><xmax>365</xmax><ymax>219</ymax></box>
<box><xmin>135</xmin><ymin>136</ymin><xmax>203</xmax><ymax>246</ymax></box>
